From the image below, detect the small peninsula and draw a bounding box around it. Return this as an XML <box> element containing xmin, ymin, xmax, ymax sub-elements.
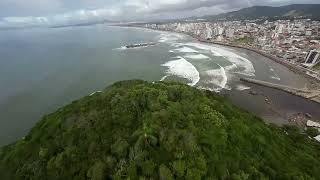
<box><xmin>1</xmin><ymin>80</ymin><xmax>320</xmax><ymax>179</ymax></box>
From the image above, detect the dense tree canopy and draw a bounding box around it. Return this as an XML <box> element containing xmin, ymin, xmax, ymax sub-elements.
<box><xmin>1</xmin><ymin>80</ymin><xmax>320</xmax><ymax>179</ymax></box>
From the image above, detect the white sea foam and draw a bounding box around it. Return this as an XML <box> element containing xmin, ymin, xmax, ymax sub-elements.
<box><xmin>89</xmin><ymin>91</ymin><xmax>102</xmax><ymax>96</ymax></box>
<box><xmin>113</xmin><ymin>46</ymin><xmax>127</xmax><ymax>50</ymax></box>
<box><xmin>158</xmin><ymin>33</ymin><xmax>185</xmax><ymax>43</ymax></box>
<box><xmin>205</xmin><ymin>65</ymin><xmax>228</xmax><ymax>90</ymax></box>
<box><xmin>184</xmin><ymin>43</ymin><xmax>255</xmax><ymax>76</ymax></box>
<box><xmin>160</xmin><ymin>75</ymin><xmax>169</xmax><ymax>81</ymax></box>
<box><xmin>183</xmin><ymin>43</ymin><xmax>223</xmax><ymax>56</ymax></box>
<box><xmin>269</xmin><ymin>66</ymin><xmax>280</xmax><ymax>80</ymax></box>
<box><xmin>225</xmin><ymin>64</ymin><xmax>238</xmax><ymax>71</ymax></box>
<box><xmin>159</xmin><ymin>37</ymin><xmax>171</xmax><ymax>43</ymax></box>
<box><xmin>236</xmin><ymin>84</ymin><xmax>251</xmax><ymax>91</ymax></box>
<box><xmin>198</xmin><ymin>86</ymin><xmax>219</xmax><ymax>92</ymax></box>
<box><xmin>171</xmin><ymin>43</ymin><xmax>184</xmax><ymax>47</ymax></box>
<box><xmin>271</xmin><ymin>75</ymin><xmax>281</xmax><ymax>81</ymax></box>
<box><xmin>184</xmin><ymin>54</ymin><xmax>210</xmax><ymax>60</ymax></box>
<box><xmin>161</xmin><ymin>56</ymin><xmax>200</xmax><ymax>86</ymax></box>
<box><xmin>224</xmin><ymin>85</ymin><xmax>232</xmax><ymax>91</ymax></box>
<box><xmin>174</xmin><ymin>47</ymin><xmax>198</xmax><ymax>53</ymax></box>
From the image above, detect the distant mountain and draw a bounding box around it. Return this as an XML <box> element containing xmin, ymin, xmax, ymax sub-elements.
<box><xmin>194</xmin><ymin>4</ymin><xmax>320</xmax><ymax>21</ymax></box>
<box><xmin>51</xmin><ymin>19</ymin><xmax>117</xmax><ymax>28</ymax></box>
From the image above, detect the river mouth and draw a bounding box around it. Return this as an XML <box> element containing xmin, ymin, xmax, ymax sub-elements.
<box><xmin>217</xmin><ymin>45</ymin><xmax>320</xmax><ymax>125</ymax></box>
<box><xmin>222</xmin><ymin>81</ymin><xmax>320</xmax><ymax>125</ymax></box>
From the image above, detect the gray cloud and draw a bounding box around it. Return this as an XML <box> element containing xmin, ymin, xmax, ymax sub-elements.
<box><xmin>0</xmin><ymin>0</ymin><xmax>65</xmax><ymax>17</ymax></box>
<box><xmin>0</xmin><ymin>0</ymin><xmax>319</xmax><ymax>28</ymax></box>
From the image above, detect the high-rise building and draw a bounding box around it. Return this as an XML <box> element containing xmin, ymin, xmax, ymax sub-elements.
<box><xmin>305</xmin><ymin>29</ymin><xmax>312</xmax><ymax>36</ymax></box>
<box><xmin>226</xmin><ymin>28</ymin><xmax>234</xmax><ymax>38</ymax></box>
<box><xmin>302</xmin><ymin>50</ymin><xmax>320</xmax><ymax>68</ymax></box>
<box><xmin>205</xmin><ymin>27</ymin><xmax>213</xmax><ymax>39</ymax></box>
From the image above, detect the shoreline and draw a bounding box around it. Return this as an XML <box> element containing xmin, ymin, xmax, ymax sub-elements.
<box><xmin>198</xmin><ymin>39</ymin><xmax>320</xmax><ymax>82</ymax></box>
<box><xmin>119</xmin><ymin>25</ymin><xmax>320</xmax><ymax>103</ymax></box>
<box><xmin>114</xmin><ymin>25</ymin><xmax>320</xmax><ymax>124</ymax></box>
<box><xmin>120</xmin><ymin>25</ymin><xmax>320</xmax><ymax>82</ymax></box>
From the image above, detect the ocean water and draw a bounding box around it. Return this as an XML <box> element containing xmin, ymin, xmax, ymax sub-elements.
<box><xmin>0</xmin><ymin>25</ymin><xmax>319</xmax><ymax>146</ymax></box>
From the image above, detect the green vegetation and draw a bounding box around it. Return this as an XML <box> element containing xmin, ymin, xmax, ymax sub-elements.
<box><xmin>1</xmin><ymin>80</ymin><xmax>320</xmax><ymax>179</ymax></box>
<box><xmin>306</xmin><ymin>127</ymin><xmax>319</xmax><ymax>138</ymax></box>
<box><xmin>202</xmin><ymin>4</ymin><xmax>320</xmax><ymax>21</ymax></box>
<box><xmin>233</xmin><ymin>37</ymin><xmax>254</xmax><ymax>45</ymax></box>
<box><xmin>313</xmin><ymin>63</ymin><xmax>320</xmax><ymax>71</ymax></box>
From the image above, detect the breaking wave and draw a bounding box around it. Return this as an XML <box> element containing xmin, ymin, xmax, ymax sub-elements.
<box><xmin>236</xmin><ymin>84</ymin><xmax>251</xmax><ymax>91</ymax></box>
<box><xmin>174</xmin><ymin>47</ymin><xmax>198</xmax><ymax>53</ymax></box>
<box><xmin>271</xmin><ymin>75</ymin><xmax>281</xmax><ymax>81</ymax></box>
<box><xmin>155</xmin><ymin>31</ymin><xmax>258</xmax><ymax>92</ymax></box>
<box><xmin>161</xmin><ymin>56</ymin><xmax>200</xmax><ymax>86</ymax></box>
<box><xmin>205</xmin><ymin>65</ymin><xmax>228</xmax><ymax>91</ymax></box>
<box><xmin>184</xmin><ymin>43</ymin><xmax>255</xmax><ymax>76</ymax></box>
<box><xmin>184</xmin><ymin>54</ymin><xmax>210</xmax><ymax>60</ymax></box>
<box><xmin>158</xmin><ymin>33</ymin><xmax>186</xmax><ymax>43</ymax></box>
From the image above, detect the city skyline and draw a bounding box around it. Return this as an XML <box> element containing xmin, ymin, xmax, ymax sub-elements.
<box><xmin>144</xmin><ymin>19</ymin><xmax>320</xmax><ymax>70</ymax></box>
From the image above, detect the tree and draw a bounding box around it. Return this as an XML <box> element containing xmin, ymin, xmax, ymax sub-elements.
<box><xmin>159</xmin><ymin>164</ymin><xmax>173</xmax><ymax>180</ymax></box>
<box><xmin>87</xmin><ymin>161</ymin><xmax>106</xmax><ymax>180</ymax></box>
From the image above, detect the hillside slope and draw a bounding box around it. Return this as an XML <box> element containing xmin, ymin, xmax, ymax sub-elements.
<box><xmin>1</xmin><ymin>80</ymin><xmax>320</xmax><ymax>179</ymax></box>
<box><xmin>199</xmin><ymin>4</ymin><xmax>320</xmax><ymax>21</ymax></box>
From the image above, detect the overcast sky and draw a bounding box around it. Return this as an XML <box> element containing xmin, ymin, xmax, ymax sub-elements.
<box><xmin>0</xmin><ymin>0</ymin><xmax>319</xmax><ymax>28</ymax></box>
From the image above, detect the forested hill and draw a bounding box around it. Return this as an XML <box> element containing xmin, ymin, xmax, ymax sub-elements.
<box><xmin>1</xmin><ymin>80</ymin><xmax>320</xmax><ymax>179</ymax></box>
<box><xmin>196</xmin><ymin>4</ymin><xmax>320</xmax><ymax>21</ymax></box>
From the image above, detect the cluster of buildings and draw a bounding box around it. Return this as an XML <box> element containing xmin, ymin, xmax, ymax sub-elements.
<box><xmin>144</xmin><ymin>19</ymin><xmax>320</xmax><ymax>70</ymax></box>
